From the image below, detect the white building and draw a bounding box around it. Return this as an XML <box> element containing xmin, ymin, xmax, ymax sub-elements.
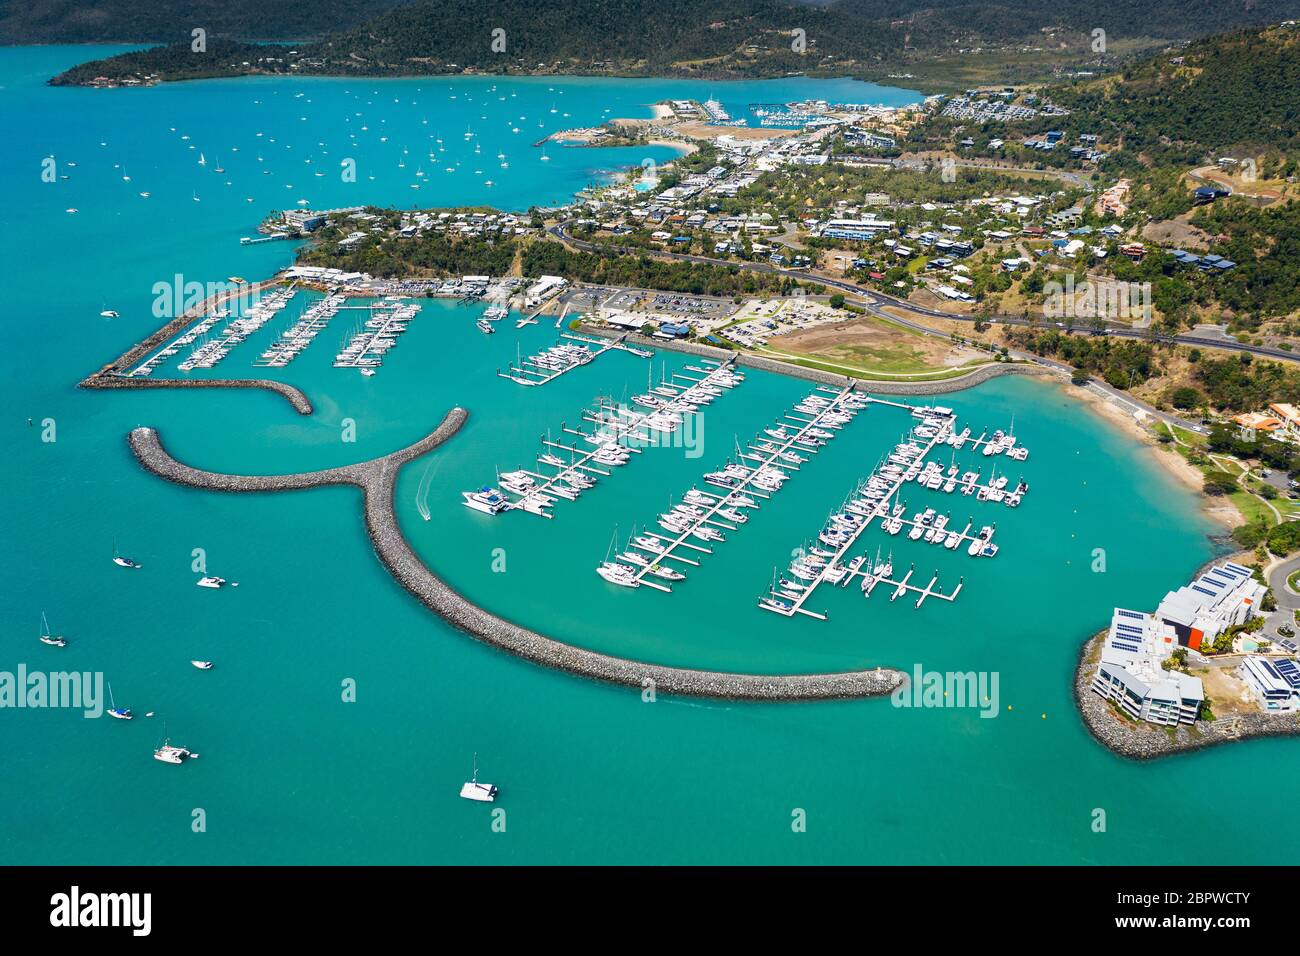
<box><xmin>1154</xmin><ymin>561</ymin><xmax>1265</xmax><ymax>652</ymax></box>
<box><xmin>1238</xmin><ymin>657</ymin><xmax>1300</xmax><ymax>712</ymax></box>
<box><xmin>1090</xmin><ymin>562</ymin><xmax>1264</xmax><ymax>726</ymax></box>
<box><xmin>1091</xmin><ymin>609</ymin><xmax>1204</xmax><ymax>725</ymax></box>
<box><xmin>525</xmin><ymin>275</ymin><xmax>567</xmax><ymax>306</ymax></box>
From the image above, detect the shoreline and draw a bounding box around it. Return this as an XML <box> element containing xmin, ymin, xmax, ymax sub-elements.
<box><xmin>128</xmin><ymin>414</ymin><xmax>907</xmax><ymax>702</ymax></box>
<box><xmin>1062</xmin><ymin>381</ymin><xmax>1240</xmax><ymax>530</ymax></box>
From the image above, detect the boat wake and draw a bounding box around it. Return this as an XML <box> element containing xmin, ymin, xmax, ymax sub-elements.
<box><xmin>415</xmin><ymin>458</ymin><xmax>441</xmax><ymax>520</ymax></box>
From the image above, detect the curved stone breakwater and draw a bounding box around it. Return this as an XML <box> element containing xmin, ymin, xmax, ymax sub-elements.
<box><xmin>85</xmin><ymin>374</ymin><xmax>314</xmax><ymax>415</ymax></box>
<box><xmin>579</xmin><ymin>326</ymin><xmax>1056</xmax><ymax>394</ymax></box>
<box><xmin>80</xmin><ymin>279</ymin><xmax>314</xmax><ymax>415</ymax></box>
<box><xmin>129</xmin><ymin>412</ymin><xmax>906</xmax><ymax>702</ymax></box>
<box><xmin>1073</xmin><ymin>632</ymin><xmax>1300</xmax><ymax>759</ymax></box>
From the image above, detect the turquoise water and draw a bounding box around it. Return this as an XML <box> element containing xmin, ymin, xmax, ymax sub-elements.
<box><xmin>3</xmin><ymin>46</ymin><xmax>1295</xmax><ymax>865</ymax></box>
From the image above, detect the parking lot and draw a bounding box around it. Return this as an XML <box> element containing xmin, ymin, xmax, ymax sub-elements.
<box><xmin>561</xmin><ymin>284</ymin><xmax>739</xmax><ymax>332</ymax></box>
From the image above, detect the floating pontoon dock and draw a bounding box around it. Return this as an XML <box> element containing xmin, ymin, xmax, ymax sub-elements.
<box><xmin>496</xmin><ymin>333</ymin><xmax>648</xmax><ymax>386</ymax></box>
<box><xmin>606</xmin><ymin>384</ymin><xmax>870</xmax><ymax>592</ymax></box>
<box><xmin>482</xmin><ymin>359</ymin><xmax>745</xmax><ymax>518</ymax></box>
<box><xmin>760</xmin><ymin>404</ymin><xmax>1030</xmax><ymax>619</ymax></box>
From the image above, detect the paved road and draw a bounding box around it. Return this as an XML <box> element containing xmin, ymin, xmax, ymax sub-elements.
<box><xmin>549</xmin><ymin>221</ymin><xmax>1300</xmax><ymax>366</ymax></box>
<box><xmin>1267</xmin><ymin>555</ymin><xmax>1300</xmax><ymax>612</ymax></box>
<box><xmin>550</xmin><ymin>223</ymin><xmax>1259</xmax><ymax>435</ymax></box>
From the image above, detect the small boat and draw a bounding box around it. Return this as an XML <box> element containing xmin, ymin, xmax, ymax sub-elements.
<box><xmin>39</xmin><ymin>612</ymin><xmax>66</xmax><ymax>648</ymax></box>
<box><xmin>112</xmin><ymin>541</ymin><xmax>141</xmax><ymax>569</ymax></box>
<box><xmin>195</xmin><ymin>575</ymin><xmax>232</xmax><ymax>589</ymax></box>
<box><xmin>359</xmin><ymin>368</ymin><xmax>376</xmax><ymax>377</ymax></box>
<box><xmin>459</xmin><ymin>753</ymin><xmax>498</xmax><ymax>802</ymax></box>
<box><xmin>107</xmin><ymin>682</ymin><xmax>133</xmax><ymax>720</ymax></box>
<box><xmin>191</xmin><ymin>661</ymin><xmax>214</xmax><ymax>670</ymax></box>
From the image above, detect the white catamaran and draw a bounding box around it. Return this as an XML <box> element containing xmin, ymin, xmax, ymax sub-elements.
<box><xmin>459</xmin><ymin>753</ymin><xmax>498</xmax><ymax>802</ymax></box>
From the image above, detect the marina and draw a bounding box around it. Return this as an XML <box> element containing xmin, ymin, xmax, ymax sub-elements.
<box><xmin>760</xmin><ymin>404</ymin><xmax>1031</xmax><ymax>618</ymax></box>
<box><xmin>177</xmin><ymin>286</ymin><xmax>297</xmax><ymax>371</ymax></box>
<box><xmin>333</xmin><ymin>301</ymin><xmax>421</xmax><ymax>372</ymax></box>
<box><xmin>14</xmin><ymin>41</ymin><xmax>1282</xmax><ymax>870</ymax></box>
<box><xmin>496</xmin><ymin>332</ymin><xmax>649</xmax><ymax>386</ymax></box>
<box><xmin>596</xmin><ymin>384</ymin><xmax>871</xmax><ymax>592</ymax></box>
<box><xmin>253</xmin><ymin>291</ymin><xmax>345</xmax><ymax>367</ymax></box>
<box><xmin>468</xmin><ymin>359</ymin><xmax>744</xmax><ymax>518</ymax></box>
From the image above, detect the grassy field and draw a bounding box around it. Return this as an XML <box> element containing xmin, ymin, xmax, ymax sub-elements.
<box><xmin>1163</xmin><ymin>424</ymin><xmax>1283</xmax><ymax>527</ymax></box>
<box><xmin>755</xmin><ymin>312</ymin><xmax>993</xmax><ymax>379</ymax></box>
<box><xmin>751</xmin><ymin>347</ymin><xmax>1003</xmax><ymax>383</ymax></box>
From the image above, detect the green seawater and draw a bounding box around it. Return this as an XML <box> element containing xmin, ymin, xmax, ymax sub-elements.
<box><xmin>3</xmin><ymin>46</ymin><xmax>1292</xmax><ymax>865</ymax></box>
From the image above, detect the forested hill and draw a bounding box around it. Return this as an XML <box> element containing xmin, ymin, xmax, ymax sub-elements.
<box><xmin>1047</xmin><ymin>24</ymin><xmax>1300</xmax><ymax>166</ymax></box>
<box><xmin>0</xmin><ymin>0</ymin><xmax>410</xmax><ymax>43</ymax></box>
<box><xmin>43</xmin><ymin>0</ymin><xmax>1300</xmax><ymax>86</ymax></box>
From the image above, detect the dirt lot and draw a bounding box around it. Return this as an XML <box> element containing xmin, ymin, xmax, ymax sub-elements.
<box><xmin>1198</xmin><ymin>665</ymin><xmax>1261</xmax><ymax>717</ymax></box>
<box><xmin>775</xmin><ymin>316</ymin><xmax>986</xmax><ymax>375</ymax></box>
<box><xmin>1141</xmin><ymin>213</ymin><xmax>1213</xmax><ymax>250</ymax></box>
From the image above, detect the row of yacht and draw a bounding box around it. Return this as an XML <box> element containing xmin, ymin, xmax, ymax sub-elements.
<box><xmin>596</xmin><ymin>386</ymin><xmax>868</xmax><ymax>590</ymax></box>
<box><xmin>628</xmin><ymin>363</ymin><xmax>742</xmax><ymax>417</ymax></box>
<box><xmin>595</xmin><ymin>484</ymin><xmax>762</xmax><ymax>588</ymax></box>
<box><xmin>477</xmin><ymin>303</ymin><xmax>510</xmax><ymax>333</ymax></box>
<box><xmin>466</xmin><ymin>363</ymin><xmax>746</xmax><ymax>521</ymax></box>
<box><xmin>981</xmin><ymin>429</ymin><xmax>1029</xmax><ymax>461</ymax></box>
<box><xmin>255</xmin><ymin>291</ymin><xmax>345</xmax><ymax>367</ymax></box>
<box><xmin>177</xmin><ymin>286</ymin><xmax>296</xmax><ymax>371</ymax></box>
<box><xmin>760</xmin><ymin>405</ymin><xmax>1028</xmax><ymax>614</ymax></box>
<box><xmin>758</xmin><ymin>435</ymin><xmax>925</xmax><ymax>614</ymax></box>
<box><xmin>334</xmin><ymin>301</ymin><xmax>420</xmax><ymax>373</ymax></box>
<box><xmin>130</xmin><ymin>312</ymin><xmax>225</xmax><ymax>376</ymax></box>
<box><xmin>504</xmin><ymin>342</ymin><xmax>596</xmax><ymax>383</ymax></box>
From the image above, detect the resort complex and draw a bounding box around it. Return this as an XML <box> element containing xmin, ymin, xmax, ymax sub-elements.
<box><xmin>1091</xmin><ymin>562</ymin><xmax>1266</xmax><ymax>726</ymax></box>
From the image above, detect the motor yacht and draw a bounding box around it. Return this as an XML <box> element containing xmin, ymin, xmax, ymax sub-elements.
<box><xmin>462</xmin><ymin>487</ymin><xmax>509</xmax><ymax>515</ymax></box>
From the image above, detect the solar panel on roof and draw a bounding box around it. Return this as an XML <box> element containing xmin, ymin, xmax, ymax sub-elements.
<box><xmin>1117</xmin><ymin>609</ymin><xmax>1144</xmax><ymax>620</ymax></box>
<box><xmin>1274</xmin><ymin>659</ymin><xmax>1300</xmax><ymax>688</ymax></box>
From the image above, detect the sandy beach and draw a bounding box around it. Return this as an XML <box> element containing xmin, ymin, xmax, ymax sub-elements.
<box><xmin>1062</xmin><ymin>381</ymin><xmax>1241</xmax><ymax>529</ymax></box>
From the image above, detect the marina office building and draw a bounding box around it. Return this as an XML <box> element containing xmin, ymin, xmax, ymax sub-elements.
<box><xmin>1090</xmin><ymin>562</ymin><xmax>1265</xmax><ymax>726</ymax></box>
